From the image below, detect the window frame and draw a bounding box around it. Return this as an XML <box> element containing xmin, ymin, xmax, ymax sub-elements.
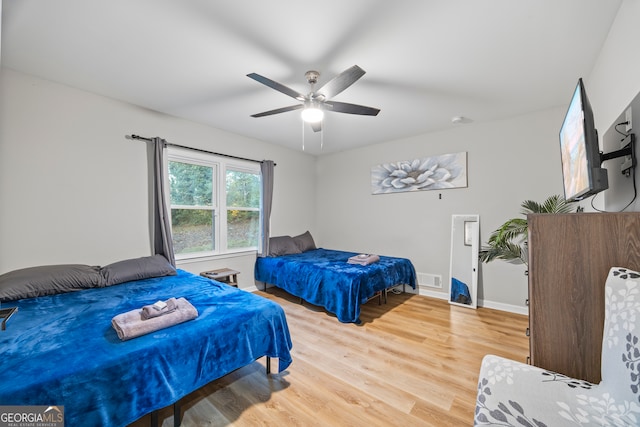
<box><xmin>165</xmin><ymin>147</ymin><xmax>261</xmax><ymax>261</ymax></box>
<box><xmin>224</xmin><ymin>164</ymin><xmax>262</xmax><ymax>252</ymax></box>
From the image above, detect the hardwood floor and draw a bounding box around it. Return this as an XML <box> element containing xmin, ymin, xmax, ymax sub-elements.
<box><xmin>130</xmin><ymin>288</ymin><xmax>529</xmax><ymax>426</ymax></box>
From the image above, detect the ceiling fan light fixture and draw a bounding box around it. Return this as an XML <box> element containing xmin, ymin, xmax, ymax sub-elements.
<box><xmin>301</xmin><ymin>107</ymin><xmax>324</xmax><ymax>123</ymax></box>
<box><xmin>248</xmin><ymin>65</ymin><xmax>379</xmax><ymax>132</ymax></box>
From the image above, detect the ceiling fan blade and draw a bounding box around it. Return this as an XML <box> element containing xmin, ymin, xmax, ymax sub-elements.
<box><xmin>251</xmin><ymin>104</ymin><xmax>304</xmax><ymax>118</ymax></box>
<box><xmin>247</xmin><ymin>73</ymin><xmax>306</xmax><ymax>101</ymax></box>
<box><xmin>311</xmin><ymin>121</ymin><xmax>322</xmax><ymax>133</ymax></box>
<box><xmin>324</xmin><ymin>100</ymin><xmax>380</xmax><ymax>116</ymax></box>
<box><xmin>316</xmin><ymin>65</ymin><xmax>366</xmax><ymax>100</ymax></box>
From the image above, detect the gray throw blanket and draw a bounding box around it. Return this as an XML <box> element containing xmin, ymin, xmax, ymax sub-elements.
<box><xmin>111</xmin><ymin>297</ymin><xmax>198</xmax><ymax>341</ymax></box>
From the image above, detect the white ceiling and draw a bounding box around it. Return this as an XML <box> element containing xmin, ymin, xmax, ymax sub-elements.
<box><xmin>1</xmin><ymin>0</ymin><xmax>623</xmax><ymax>156</ymax></box>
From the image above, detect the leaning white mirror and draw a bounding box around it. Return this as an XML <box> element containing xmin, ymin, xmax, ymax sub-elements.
<box><xmin>449</xmin><ymin>214</ymin><xmax>479</xmax><ymax>309</ymax></box>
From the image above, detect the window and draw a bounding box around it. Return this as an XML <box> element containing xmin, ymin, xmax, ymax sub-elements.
<box><xmin>226</xmin><ymin>168</ymin><xmax>260</xmax><ymax>250</ymax></box>
<box><xmin>167</xmin><ymin>148</ymin><xmax>261</xmax><ymax>259</ymax></box>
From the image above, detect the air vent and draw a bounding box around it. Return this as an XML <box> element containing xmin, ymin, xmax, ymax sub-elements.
<box><xmin>417</xmin><ymin>273</ymin><xmax>442</xmax><ymax>288</ymax></box>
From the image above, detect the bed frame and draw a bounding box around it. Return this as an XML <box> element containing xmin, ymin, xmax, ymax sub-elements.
<box><xmin>255</xmin><ymin>248</ymin><xmax>416</xmax><ymax>324</ymax></box>
<box><xmin>151</xmin><ymin>357</ymin><xmax>271</xmax><ymax>427</ymax></box>
<box><xmin>0</xmin><ymin>269</ymin><xmax>292</xmax><ymax>426</ymax></box>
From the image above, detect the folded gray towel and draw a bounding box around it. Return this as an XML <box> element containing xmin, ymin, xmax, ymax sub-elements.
<box><xmin>141</xmin><ymin>297</ymin><xmax>178</xmax><ymax>319</ymax></box>
<box><xmin>111</xmin><ymin>297</ymin><xmax>198</xmax><ymax>341</ymax></box>
<box><xmin>347</xmin><ymin>254</ymin><xmax>380</xmax><ymax>266</ymax></box>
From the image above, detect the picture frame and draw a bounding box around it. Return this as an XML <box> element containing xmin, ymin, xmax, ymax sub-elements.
<box><xmin>371</xmin><ymin>152</ymin><xmax>467</xmax><ymax>194</ymax></box>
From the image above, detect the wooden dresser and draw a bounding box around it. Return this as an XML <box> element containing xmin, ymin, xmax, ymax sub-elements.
<box><xmin>527</xmin><ymin>212</ymin><xmax>640</xmax><ymax>383</ymax></box>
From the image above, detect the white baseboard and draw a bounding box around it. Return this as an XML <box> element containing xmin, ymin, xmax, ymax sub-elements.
<box><xmin>255</xmin><ymin>282</ymin><xmax>529</xmax><ymax>316</ymax></box>
<box><xmin>416</xmin><ymin>286</ymin><xmax>447</xmax><ymax>300</ymax></box>
<box><xmin>417</xmin><ymin>285</ymin><xmax>528</xmax><ymax>316</ymax></box>
<box><xmin>478</xmin><ymin>299</ymin><xmax>529</xmax><ymax>316</ymax></box>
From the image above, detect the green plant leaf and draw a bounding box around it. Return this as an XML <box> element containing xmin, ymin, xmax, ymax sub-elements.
<box><xmin>480</xmin><ymin>195</ymin><xmax>573</xmax><ymax>266</ymax></box>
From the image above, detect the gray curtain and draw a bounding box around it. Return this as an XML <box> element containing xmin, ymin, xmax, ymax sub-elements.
<box><xmin>259</xmin><ymin>160</ymin><xmax>275</xmax><ymax>256</ymax></box>
<box><xmin>152</xmin><ymin>137</ymin><xmax>176</xmax><ymax>266</ymax></box>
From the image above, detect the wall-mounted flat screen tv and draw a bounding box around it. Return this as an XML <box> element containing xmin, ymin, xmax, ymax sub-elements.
<box><xmin>559</xmin><ymin>78</ymin><xmax>608</xmax><ymax>202</ymax></box>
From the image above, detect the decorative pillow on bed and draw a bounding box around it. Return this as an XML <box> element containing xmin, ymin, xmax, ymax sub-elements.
<box><xmin>292</xmin><ymin>231</ymin><xmax>317</xmax><ymax>252</ymax></box>
<box><xmin>268</xmin><ymin>236</ymin><xmax>302</xmax><ymax>256</ymax></box>
<box><xmin>100</xmin><ymin>254</ymin><xmax>176</xmax><ymax>286</ymax></box>
<box><xmin>0</xmin><ymin>264</ymin><xmax>104</xmax><ymax>301</ymax></box>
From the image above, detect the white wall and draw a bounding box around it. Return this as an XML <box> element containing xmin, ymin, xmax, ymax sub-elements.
<box><xmin>314</xmin><ymin>0</ymin><xmax>640</xmax><ymax>313</ymax></box>
<box><xmin>2</xmin><ymin>0</ymin><xmax>638</xmax><ymax>309</ymax></box>
<box><xmin>0</xmin><ymin>0</ymin><xmax>3</xmax><ymax>68</ymax></box>
<box><xmin>588</xmin><ymin>0</ymin><xmax>640</xmax><ymax>212</ymax></box>
<box><xmin>316</xmin><ymin>107</ymin><xmax>566</xmax><ymax>312</ymax></box>
<box><xmin>0</xmin><ymin>69</ymin><xmax>317</xmax><ymax>288</ymax></box>
<box><xmin>588</xmin><ymin>0</ymin><xmax>640</xmax><ymax>134</ymax></box>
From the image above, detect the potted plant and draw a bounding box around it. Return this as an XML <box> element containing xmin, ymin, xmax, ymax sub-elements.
<box><xmin>479</xmin><ymin>195</ymin><xmax>574</xmax><ymax>267</ymax></box>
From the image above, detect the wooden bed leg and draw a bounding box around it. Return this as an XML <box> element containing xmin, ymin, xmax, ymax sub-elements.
<box><xmin>150</xmin><ymin>410</ymin><xmax>158</xmax><ymax>427</ymax></box>
<box><xmin>266</xmin><ymin>356</ymin><xmax>271</xmax><ymax>374</ymax></box>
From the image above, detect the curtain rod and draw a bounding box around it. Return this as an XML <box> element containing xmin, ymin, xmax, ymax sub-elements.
<box><xmin>127</xmin><ymin>134</ymin><xmax>275</xmax><ymax>166</ymax></box>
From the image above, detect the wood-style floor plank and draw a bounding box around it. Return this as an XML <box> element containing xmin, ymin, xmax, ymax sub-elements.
<box><xmin>129</xmin><ymin>289</ymin><xmax>528</xmax><ymax>426</ymax></box>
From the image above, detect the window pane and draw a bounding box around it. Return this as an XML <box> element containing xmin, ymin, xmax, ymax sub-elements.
<box><xmin>169</xmin><ymin>161</ymin><xmax>213</xmax><ymax>206</ymax></box>
<box><xmin>227</xmin><ymin>210</ymin><xmax>259</xmax><ymax>249</ymax></box>
<box><xmin>171</xmin><ymin>208</ymin><xmax>214</xmax><ymax>254</ymax></box>
<box><xmin>226</xmin><ymin>170</ymin><xmax>260</xmax><ymax>208</ymax></box>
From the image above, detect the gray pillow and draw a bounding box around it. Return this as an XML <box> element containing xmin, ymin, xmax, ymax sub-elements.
<box><xmin>0</xmin><ymin>264</ymin><xmax>104</xmax><ymax>302</ymax></box>
<box><xmin>100</xmin><ymin>255</ymin><xmax>176</xmax><ymax>286</ymax></box>
<box><xmin>268</xmin><ymin>236</ymin><xmax>302</xmax><ymax>256</ymax></box>
<box><xmin>293</xmin><ymin>231</ymin><xmax>317</xmax><ymax>252</ymax></box>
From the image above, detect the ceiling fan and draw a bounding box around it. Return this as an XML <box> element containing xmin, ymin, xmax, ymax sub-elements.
<box><xmin>247</xmin><ymin>65</ymin><xmax>380</xmax><ymax>132</ymax></box>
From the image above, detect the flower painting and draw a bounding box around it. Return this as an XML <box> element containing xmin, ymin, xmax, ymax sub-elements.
<box><xmin>371</xmin><ymin>152</ymin><xmax>467</xmax><ymax>194</ymax></box>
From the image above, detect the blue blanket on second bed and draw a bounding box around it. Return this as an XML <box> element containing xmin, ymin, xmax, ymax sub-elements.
<box><xmin>255</xmin><ymin>248</ymin><xmax>416</xmax><ymax>323</ymax></box>
<box><xmin>0</xmin><ymin>269</ymin><xmax>292</xmax><ymax>427</ymax></box>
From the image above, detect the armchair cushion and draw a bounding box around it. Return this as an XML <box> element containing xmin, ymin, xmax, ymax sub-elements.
<box><xmin>475</xmin><ymin>267</ymin><xmax>640</xmax><ymax>426</ymax></box>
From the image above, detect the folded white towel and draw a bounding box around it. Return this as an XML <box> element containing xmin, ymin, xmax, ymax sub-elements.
<box><xmin>141</xmin><ymin>297</ymin><xmax>178</xmax><ymax>319</ymax></box>
<box><xmin>112</xmin><ymin>297</ymin><xmax>198</xmax><ymax>341</ymax></box>
<box><xmin>347</xmin><ymin>254</ymin><xmax>380</xmax><ymax>266</ymax></box>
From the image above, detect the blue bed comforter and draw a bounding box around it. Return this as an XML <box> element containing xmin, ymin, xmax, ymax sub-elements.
<box><xmin>255</xmin><ymin>248</ymin><xmax>416</xmax><ymax>323</ymax></box>
<box><xmin>0</xmin><ymin>269</ymin><xmax>292</xmax><ymax>427</ymax></box>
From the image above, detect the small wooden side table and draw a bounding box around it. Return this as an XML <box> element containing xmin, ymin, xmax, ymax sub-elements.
<box><xmin>200</xmin><ymin>268</ymin><xmax>240</xmax><ymax>287</ymax></box>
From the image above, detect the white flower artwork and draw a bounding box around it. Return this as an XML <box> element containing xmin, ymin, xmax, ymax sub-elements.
<box><xmin>371</xmin><ymin>152</ymin><xmax>467</xmax><ymax>194</ymax></box>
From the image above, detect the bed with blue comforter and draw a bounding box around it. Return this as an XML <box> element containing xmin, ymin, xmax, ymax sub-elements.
<box><xmin>255</xmin><ymin>248</ymin><xmax>416</xmax><ymax>324</ymax></box>
<box><xmin>0</xmin><ymin>268</ymin><xmax>292</xmax><ymax>427</ymax></box>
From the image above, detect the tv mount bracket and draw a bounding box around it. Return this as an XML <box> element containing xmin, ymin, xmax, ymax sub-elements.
<box><xmin>600</xmin><ymin>133</ymin><xmax>636</xmax><ymax>175</ymax></box>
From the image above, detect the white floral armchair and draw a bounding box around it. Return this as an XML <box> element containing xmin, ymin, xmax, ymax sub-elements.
<box><xmin>474</xmin><ymin>267</ymin><xmax>640</xmax><ymax>426</ymax></box>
